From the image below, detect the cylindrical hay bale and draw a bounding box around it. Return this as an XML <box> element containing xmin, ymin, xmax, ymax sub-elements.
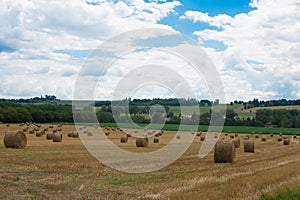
<box><xmin>224</xmin><ymin>133</ymin><xmax>228</xmax><ymax>136</ymax></box>
<box><xmin>6</xmin><ymin>124</ymin><xmax>10</xmax><ymax>127</ymax></box>
<box><xmin>67</xmin><ymin>132</ymin><xmax>73</xmax><ymax>137</ymax></box>
<box><xmin>35</xmin><ymin>131</ymin><xmax>43</xmax><ymax>137</ymax></box>
<box><xmin>87</xmin><ymin>132</ymin><xmax>93</xmax><ymax>136</ymax></box>
<box><xmin>111</xmin><ymin>127</ymin><xmax>115</xmax><ymax>131</ymax></box>
<box><xmin>261</xmin><ymin>136</ymin><xmax>266</xmax><ymax>142</ymax></box>
<box><xmin>53</xmin><ymin>133</ymin><xmax>62</xmax><ymax>142</ymax></box>
<box><xmin>200</xmin><ymin>136</ymin><xmax>205</xmax><ymax>141</ymax></box>
<box><xmin>233</xmin><ymin>138</ymin><xmax>240</xmax><ymax>148</ymax></box>
<box><xmin>270</xmin><ymin>134</ymin><xmax>273</xmax><ymax>137</ymax></box>
<box><xmin>159</xmin><ymin>131</ymin><xmax>163</xmax><ymax>136</ymax></box>
<box><xmin>72</xmin><ymin>132</ymin><xmax>79</xmax><ymax>138</ymax></box>
<box><xmin>46</xmin><ymin>132</ymin><xmax>54</xmax><ymax>140</ymax></box>
<box><xmin>29</xmin><ymin>129</ymin><xmax>34</xmax><ymax>134</ymax></box>
<box><xmin>58</xmin><ymin>128</ymin><xmax>62</xmax><ymax>132</ymax></box>
<box><xmin>279</xmin><ymin>133</ymin><xmax>282</xmax><ymax>137</ymax></box>
<box><xmin>34</xmin><ymin>127</ymin><xmax>39</xmax><ymax>132</ymax></box>
<box><xmin>255</xmin><ymin>134</ymin><xmax>259</xmax><ymax>138</ymax></box>
<box><xmin>244</xmin><ymin>136</ymin><xmax>249</xmax><ymax>140</ymax></box>
<box><xmin>153</xmin><ymin>137</ymin><xmax>159</xmax><ymax>143</ymax></box>
<box><xmin>49</xmin><ymin>125</ymin><xmax>54</xmax><ymax>128</ymax></box>
<box><xmin>278</xmin><ymin>137</ymin><xmax>283</xmax><ymax>142</ymax></box>
<box><xmin>53</xmin><ymin>129</ymin><xmax>58</xmax><ymax>133</ymax></box>
<box><xmin>136</xmin><ymin>137</ymin><xmax>149</xmax><ymax>147</ymax></box>
<box><xmin>120</xmin><ymin>136</ymin><xmax>128</xmax><ymax>143</ymax></box>
<box><xmin>244</xmin><ymin>140</ymin><xmax>255</xmax><ymax>153</ymax></box>
<box><xmin>214</xmin><ymin>140</ymin><xmax>235</xmax><ymax>163</ymax></box>
<box><xmin>196</xmin><ymin>132</ymin><xmax>201</xmax><ymax>137</ymax></box>
<box><xmin>57</xmin><ymin>124</ymin><xmax>62</xmax><ymax>128</ymax></box>
<box><xmin>154</xmin><ymin>133</ymin><xmax>160</xmax><ymax>137</ymax></box>
<box><xmin>235</xmin><ymin>134</ymin><xmax>238</xmax><ymax>137</ymax></box>
<box><xmin>176</xmin><ymin>135</ymin><xmax>181</xmax><ymax>139</ymax></box>
<box><xmin>230</xmin><ymin>134</ymin><xmax>234</xmax><ymax>139</ymax></box>
<box><xmin>294</xmin><ymin>135</ymin><xmax>297</xmax><ymax>139</ymax></box>
<box><xmin>283</xmin><ymin>138</ymin><xmax>290</xmax><ymax>145</ymax></box>
<box><xmin>4</xmin><ymin>131</ymin><xmax>27</xmax><ymax>149</ymax></box>
<box><xmin>127</xmin><ymin>133</ymin><xmax>132</xmax><ymax>137</ymax></box>
<box><xmin>105</xmin><ymin>131</ymin><xmax>110</xmax><ymax>136</ymax></box>
<box><xmin>44</xmin><ymin>128</ymin><xmax>48</xmax><ymax>132</ymax></box>
<box><xmin>23</xmin><ymin>127</ymin><xmax>28</xmax><ymax>132</ymax></box>
<box><xmin>283</xmin><ymin>136</ymin><xmax>288</xmax><ymax>140</ymax></box>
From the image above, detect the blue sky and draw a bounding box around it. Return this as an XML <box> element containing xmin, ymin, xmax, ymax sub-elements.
<box><xmin>0</xmin><ymin>0</ymin><xmax>299</xmax><ymax>101</ymax></box>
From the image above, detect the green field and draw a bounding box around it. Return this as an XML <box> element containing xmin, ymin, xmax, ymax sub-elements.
<box><xmin>56</xmin><ymin>122</ymin><xmax>300</xmax><ymax>135</ymax></box>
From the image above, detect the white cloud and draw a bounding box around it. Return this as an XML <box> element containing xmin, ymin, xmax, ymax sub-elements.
<box><xmin>0</xmin><ymin>0</ymin><xmax>181</xmax><ymax>99</ymax></box>
<box><xmin>181</xmin><ymin>0</ymin><xmax>300</xmax><ymax>101</ymax></box>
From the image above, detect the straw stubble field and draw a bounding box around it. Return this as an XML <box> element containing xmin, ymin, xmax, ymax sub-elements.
<box><xmin>1</xmin><ymin>123</ymin><xmax>300</xmax><ymax>200</ymax></box>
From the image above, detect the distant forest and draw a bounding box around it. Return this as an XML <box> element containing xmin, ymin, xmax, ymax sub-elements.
<box><xmin>1</xmin><ymin>96</ymin><xmax>300</xmax><ymax>128</ymax></box>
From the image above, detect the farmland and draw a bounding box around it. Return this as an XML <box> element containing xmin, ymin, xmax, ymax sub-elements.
<box><xmin>1</xmin><ymin>123</ymin><xmax>300</xmax><ymax>199</ymax></box>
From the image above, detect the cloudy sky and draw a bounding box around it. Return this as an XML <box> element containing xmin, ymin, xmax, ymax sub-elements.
<box><xmin>1</xmin><ymin>0</ymin><xmax>299</xmax><ymax>102</ymax></box>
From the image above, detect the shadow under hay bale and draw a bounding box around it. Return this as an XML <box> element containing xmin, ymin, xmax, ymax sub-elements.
<box><xmin>214</xmin><ymin>140</ymin><xmax>235</xmax><ymax>163</ymax></box>
<box><xmin>136</xmin><ymin>137</ymin><xmax>149</xmax><ymax>147</ymax></box>
<box><xmin>153</xmin><ymin>137</ymin><xmax>159</xmax><ymax>143</ymax></box>
<box><xmin>4</xmin><ymin>131</ymin><xmax>27</xmax><ymax>149</ymax></box>
<box><xmin>270</xmin><ymin>134</ymin><xmax>273</xmax><ymax>137</ymax></box>
<box><xmin>233</xmin><ymin>138</ymin><xmax>240</xmax><ymax>148</ymax></box>
<box><xmin>46</xmin><ymin>132</ymin><xmax>54</xmax><ymax>140</ymax></box>
<box><xmin>53</xmin><ymin>133</ymin><xmax>62</xmax><ymax>142</ymax></box>
<box><xmin>244</xmin><ymin>140</ymin><xmax>255</xmax><ymax>153</ymax></box>
<box><xmin>120</xmin><ymin>136</ymin><xmax>128</xmax><ymax>143</ymax></box>
<box><xmin>283</xmin><ymin>138</ymin><xmax>290</xmax><ymax>145</ymax></box>
<box><xmin>294</xmin><ymin>135</ymin><xmax>297</xmax><ymax>139</ymax></box>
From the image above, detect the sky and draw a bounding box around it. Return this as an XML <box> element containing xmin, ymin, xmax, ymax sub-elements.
<box><xmin>0</xmin><ymin>0</ymin><xmax>299</xmax><ymax>102</ymax></box>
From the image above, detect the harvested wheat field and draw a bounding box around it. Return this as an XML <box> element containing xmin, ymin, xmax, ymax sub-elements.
<box><xmin>1</xmin><ymin>123</ymin><xmax>300</xmax><ymax>200</ymax></box>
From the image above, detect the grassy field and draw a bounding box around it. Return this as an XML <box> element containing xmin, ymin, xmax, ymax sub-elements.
<box><xmin>1</xmin><ymin>123</ymin><xmax>300</xmax><ymax>199</ymax></box>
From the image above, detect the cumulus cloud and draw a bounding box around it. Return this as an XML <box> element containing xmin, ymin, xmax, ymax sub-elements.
<box><xmin>0</xmin><ymin>0</ymin><xmax>181</xmax><ymax>99</ymax></box>
<box><xmin>181</xmin><ymin>0</ymin><xmax>300</xmax><ymax>101</ymax></box>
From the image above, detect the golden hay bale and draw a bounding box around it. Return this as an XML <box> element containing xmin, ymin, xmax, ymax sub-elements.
<box><xmin>153</xmin><ymin>137</ymin><xmax>159</xmax><ymax>143</ymax></box>
<box><xmin>46</xmin><ymin>132</ymin><xmax>54</xmax><ymax>140</ymax></box>
<box><xmin>34</xmin><ymin>127</ymin><xmax>39</xmax><ymax>131</ymax></box>
<box><xmin>120</xmin><ymin>136</ymin><xmax>128</xmax><ymax>143</ymax></box>
<box><xmin>224</xmin><ymin>133</ymin><xmax>228</xmax><ymax>136</ymax></box>
<box><xmin>57</xmin><ymin>124</ymin><xmax>62</xmax><ymax>128</ymax></box>
<box><xmin>214</xmin><ymin>140</ymin><xmax>235</xmax><ymax>163</ymax></box>
<box><xmin>19</xmin><ymin>123</ymin><xmax>25</xmax><ymax>127</ymax></box>
<box><xmin>136</xmin><ymin>137</ymin><xmax>149</xmax><ymax>147</ymax></box>
<box><xmin>278</xmin><ymin>137</ymin><xmax>283</xmax><ymax>142</ymax></box>
<box><xmin>35</xmin><ymin>131</ymin><xmax>43</xmax><ymax>137</ymax></box>
<box><xmin>87</xmin><ymin>132</ymin><xmax>93</xmax><ymax>136</ymax></box>
<box><xmin>67</xmin><ymin>132</ymin><xmax>73</xmax><ymax>137</ymax></box>
<box><xmin>4</xmin><ymin>131</ymin><xmax>27</xmax><ymax>149</ymax></box>
<box><xmin>244</xmin><ymin>136</ymin><xmax>249</xmax><ymax>140</ymax></box>
<box><xmin>279</xmin><ymin>133</ymin><xmax>282</xmax><ymax>137</ymax></box>
<box><xmin>283</xmin><ymin>136</ymin><xmax>288</xmax><ymax>140</ymax></box>
<box><xmin>244</xmin><ymin>140</ymin><xmax>255</xmax><ymax>153</ymax></box>
<box><xmin>49</xmin><ymin>125</ymin><xmax>54</xmax><ymax>128</ymax></box>
<box><xmin>159</xmin><ymin>131</ymin><xmax>163</xmax><ymax>136</ymax></box>
<box><xmin>44</xmin><ymin>128</ymin><xmax>48</xmax><ymax>132</ymax></box>
<box><xmin>176</xmin><ymin>135</ymin><xmax>181</xmax><ymax>139</ymax></box>
<box><xmin>235</xmin><ymin>134</ymin><xmax>238</xmax><ymax>137</ymax></box>
<box><xmin>73</xmin><ymin>132</ymin><xmax>79</xmax><ymax>138</ymax></box>
<box><xmin>154</xmin><ymin>133</ymin><xmax>160</xmax><ymax>137</ymax></box>
<box><xmin>200</xmin><ymin>136</ymin><xmax>205</xmax><ymax>141</ymax></box>
<box><xmin>53</xmin><ymin>129</ymin><xmax>58</xmax><ymax>133</ymax></box>
<box><xmin>112</xmin><ymin>127</ymin><xmax>115</xmax><ymax>131</ymax></box>
<box><xmin>261</xmin><ymin>136</ymin><xmax>266</xmax><ymax>142</ymax></box>
<box><xmin>230</xmin><ymin>134</ymin><xmax>234</xmax><ymax>139</ymax></box>
<box><xmin>294</xmin><ymin>135</ymin><xmax>297</xmax><ymax>139</ymax></box>
<box><xmin>270</xmin><ymin>134</ymin><xmax>273</xmax><ymax>137</ymax></box>
<box><xmin>105</xmin><ymin>131</ymin><xmax>110</xmax><ymax>136</ymax></box>
<box><xmin>6</xmin><ymin>124</ymin><xmax>10</xmax><ymax>127</ymax></box>
<box><xmin>233</xmin><ymin>138</ymin><xmax>240</xmax><ymax>148</ymax></box>
<box><xmin>23</xmin><ymin>127</ymin><xmax>28</xmax><ymax>132</ymax></box>
<box><xmin>283</xmin><ymin>138</ymin><xmax>290</xmax><ymax>145</ymax></box>
<box><xmin>126</xmin><ymin>133</ymin><xmax>132</xmax><ymax>137</ymax></box>
<box><xmin>255</xmin><ymin>134</ymin><xmax>259</xmax><ymax>138</ymax></box>
<box><xmin>28</xmin><ymin>129</ymin><xmax>34</xmax><ymax>134</ymax></box>
<box><xmin>196</xmin><ymin>132</ymin><xmax>201</xmax><ymax>137</ymax></box>
<box><xmin>57</xmin><ymin>128</ymin><xmax>62</xmax><ymax>132</ymax></box>
<box><xmin>53</xmin><ymin>133</ymin><xmax>62</xmax><ymax>142</ymax></box>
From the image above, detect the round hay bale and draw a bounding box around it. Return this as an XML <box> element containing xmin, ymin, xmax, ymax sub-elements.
<box><xmin>34</xmin><ymin>127</ymin><xmax>39</xmax><ymax>132</ymax></box>
<box><xmin>279</xmin><ymin>133</ymin><xmax>283</xmax><ymax>137</ymax></box>
<box><xmin>53</xmin><ymin>129</ymin><xmax>58</xmax><ymax>133</ymax></box>
<box><xmin>28</xmin><ymin>129</ymin><xmax>34</xmax><ymax>134</ymax></box>
<box><xmin>44</xmin><ymin>128</ymin><xmax>48</xmax><ymax>132</ymax></box>
<box><xmin>3</xmin><ymin>131</ymin><xmax>27</xmax><ymax>149</ymax></box>
<box><xmin>111</xmin><ymin>127</ymin><xmax>115</xmax><ymax>131</ymax></box>
<box><xmin>72</xmin><ymin>132</ymin><xmax>79</xmax><ymax>138</ymax></box>
<box><xmin>67</xmin><ymin>132</ymin><xmax>74</xmax><ymax>137</ymax></box>
<box><xmin>159</xmin><ymin>131</ymin><xmax>164</xmax><ymax>136</ymax></box>
<box><xmin>233</xmin><ymin>138</ymin><xmax>240</xmax><ymax>148</ymax></box>
<box><xmin>214</xmin><ymin>140</ymin><xmax>235</xmax><ymax>163</ymax></box>
<box><xmin>176</xmin><ymin>135</ymin><xmax>181</xmax><ymax>139</ymax></box>
<box><xmin>57</xmin><ymin>128</ymin><xmax>62</xmax><ymax>132</ymax></box>
<box><xmin>23</xmin><ymin>127</ymin><xmax>28</xmax><ymax>132</ymax></box>
<box><xmin>200</xmin><ymin>136</ymin><xmax>205</xmax><ymax>141</ymax></box>
<box><xmin>46</xmin><ymin>132</ymin><xmax>54</xmax><ymax>140</ymax></box>
<box><xmin>294</xmin><ymin>135</ymin><xmax>297</xmax><ymax>139</ymax></box>
<box><xmin>35</xmin><ymin>131</ymin><xmax>43</xmax><ymax>137</ymax></box>
<box><xmin>283</xmin><ymin>136</ymin><xmax>288</xmax><ymax>140</ymax></box>
<box><xmin>196</xmin><ymin>132</ymin><xmax>201</xmax><ymax>137</ymax></box>
<box><xmin>144</xmin><ymin>128</ymin><xmax>148</xmax><ymax>132</ymax></box>
<box><xmin>244</xmin><ymin>136</ymin><xmax>249</xmax><ymax>140</ymax></box>
<box><xmin>19</xmin><ymin>123</ymin><xmax>25</xmax><ymax>127</ymax></box>
<box><xmin>255</xmin><ymin>134</ymin><xmax>259</xmax><ymax>138</ymax></box>
<box><xmin>244</xmin><ymin>140</ymin><xmax>255</xmax><ymax>153</ymax></box>
<box><xmin>148</xmin><ymin>131</ymin><xmax>153</xmax><ymax>136</ymax></box>
<box><xmin>87</xmin><ymin>132</ymin><xmax>93</xmax><ymax>136</ymax></box>
<box><xmin>6</xmin><ymin>124</ymin><xmax>10</xmax><ymax>127</ymax></box>
<box><xmin>261</xmin><ymin>136</ymin><xmax>266</xmax><ymax>142</ymax></box>
<box><xmin>105</xmin><ymin>131</ymin><xmax>110</xmax><ymax>136</ymax></box>
<box><xmin>154</xmin><ymin>133</ymin><xmax>160</xmax><ymax>137</ymax></box>
<box><xmin>270</xmin><ymin>134</ymin><xmax>273</xmax><ymax>137</ymax></box>
<box><xmin>224</xmin><ymin>133</ymin><xmax>228</xmax><ymax>136</ymax></box>
<box><xmin>230</xmin><ymin>134</ymin><xmax>234</xmax><ymax>139</ymax></box>
<box><xmin>235</xmin><ymin>134</ymin><xmax>238</xmax><ymax>137</ymax></box>
<box><xmin>57</xmin><ymin>124</ymin><xmax>62</xmax><ymax>128</ymax></box>
<box><xmin>53</xmin><ymin>133</ymin><xmax>62</xmax><ymax>142</ymax></box>
<box><xmin>120</xmin><ymin>136</ymin><xmax>128</xmax><ymax>143</ymax></box>
<box><xmin>278</xmin><ymin>137</ymin><xmax>283</xmax><ymax>142</ymax></box>
<box><xmin>49</xmin><ymin>125</ymin><xmax>54</xmax><ymax>128</ymax></box>
<box><xmin>136</xmin><ymin>137</ymin><xmax>149</xmax><ymax>147</ymax></box>
<box><xmin>283</xmin><ymin>138</ymin><xmax>290</xmax><ymax>145</ymax></box>
<box><xmin>153</xmin><ymin>137</ymin><xmax>159</xmax><ymax>143</ymax></box>
<box><xmin>126</xmin><ymin>133</ymin><xmax>132</xmax><ymax>137</ymax></box>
